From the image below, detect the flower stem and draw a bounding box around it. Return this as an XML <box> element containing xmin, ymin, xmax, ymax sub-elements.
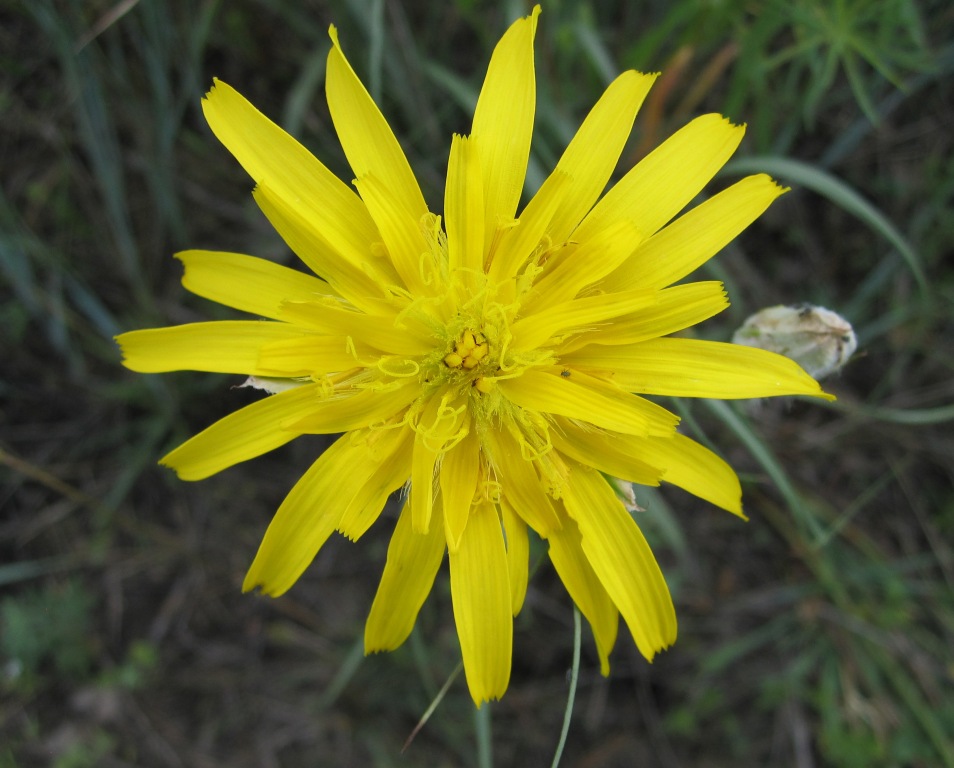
<box><xmin>551</xmin><ymin>605</ymin><xmax>582</xmax><ymax>768</ymax></box>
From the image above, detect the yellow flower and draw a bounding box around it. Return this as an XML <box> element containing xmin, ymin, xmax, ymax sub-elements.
<box><xmin>117</xmin><ymin>6</ymin><xmax>831</xmax><ymax>705</ymax></box>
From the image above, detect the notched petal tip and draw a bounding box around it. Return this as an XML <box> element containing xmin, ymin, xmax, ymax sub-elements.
<box><xmin>202</xmin><ymin>76</ymin><xmax>233</xmax><ymax>106</ymax></box>
<box><xmin>156</xmin><ymin>454</ymin><xmax>190</xmax><ymax>481</ymax></box>
<box><xmin>242</xmin><ymin>566</ymin><xmax>290</xmax><ymax>597</ymax></box>
<box><xmin>719</xmin><ymin>114</ymin><xmax>746</xmax><ymax>132</ymax></box>
<box><xmin>618</xmin><ymin>68</ymin><xmax>661</xmax><ymax>83</ymax></box>
<box><xmin>770</xmin><ymin>178</ymin><xmax>791</xmax><ymax>196</ymax></box>
<box><xmin>241</xmin><ymin>579</ymin><xmax>271</xmax><ymax>597</ymax></box>
<box><xmin>472</xmin><ymin>691</ymin><xmax>504</xmax><ymax>709</ymax></box>
<box><xmin>113</xmin><ymin>334</ymin><xmax>131</xmax><ymax>363</ymax></box>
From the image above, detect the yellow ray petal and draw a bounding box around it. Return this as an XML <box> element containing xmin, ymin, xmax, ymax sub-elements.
<box><xmin>640</xmin><ymin>434</ymin><xmax>744</xmax><ymax>517</ymax></box>
<box><xmin>353</xmin><ymin>173</ymin><xmax>431</xmax><ymax>295</ymax></box>
<box><xmin>471</xmin><ymin>6</ymin><xmax>540</xmax><ymax>258</ymax></box>
<box><xmin>117</xmin><ymin>321</ymin><xmax>311</xmax><ymax>374</ymax></box>
<box><xmin>561</xmin><ymin>281</ymin><xmax>727</xmax><ymax>350</ymax></box>
<box><xmin>488</xmin><ymin>169</ymin><xmax>568</xmax><ymax>285</ymax></box>
<box><xmin>445</xmin><ymin>134</ymin><xmax>485</xmax><ymax>277</ymax></box>
<box><xmin>161</xmin><ymin>384</ymin><xmax>320</xmax><ymax>480</ymax></box>
<box><xmin>498</xmin><ymin>369</ymin><xmax>678</xmax><ymax>437</ymax></box>
<box><xmin>411</xmin><ymin>391</ymin><xmax>467</xmax><ymax>534</ymax></box>
<box><xmin>440</xmin><ymin>422</ymin><xmax>479</xmax><ymax>552</ymax></box>
<box><xmin>242</xmin><ymin>430</ymin><xmax>387</xmax><ymax>596</ymax></box>
<box><xmin>326</xmin><ymin>27</ymin><xmax>427</xmax><ymax>218</ymax></box>
<box><xmin>564</xmin><ymin>338</ymin><xmax>833</xmax><ymax>400</ymax></box>
<box><xmin>609</xmin><ymin>174</ymin><xmax>787</xmax><ymax>291</ymax></box>
<box><xmin>283</xmin><ymin>380</ymin><xmax>418</xmax><ymax>434</ymax></box>
<box><xmin>256</xmin><ymin>335</ymin><xmax>375</xmax><ymax>377</ymax></box>
<box><xmin>574</xmin><ymin>114</ymin><xmax>745</xmax><ymax>243</ymax></box>
<box><xmin>365</xmin><ymin>493</ymin><xmax>446</xmax><ymax>652</ymax></box>
<box><xmin>500</xmin><ymin>499</ymin><xmax>529</xmax><ymax>616</ymax></box>
<box><xmin>510</xmin><ymin>287</ymin><xmax>657</xmax><ymax>350</ymax></box>
<box><xmin>562</xmin><ymin>464</ymin><xmax>677</xmax><ymax>660</ymax></box>
<box><xmin>520</xmin><ymin>218</ymin><xmax>644</xmax><ymax>313</ymax></box>
<box><xmin>177</xmin><ymin>250</ymin><xmax>335</xmax><ymax>319</ymax></box>
<box><xmin>549</xmin><ymin>416</ymin><xmax>663</xmax><ymax>487</ymax></box>
<box><xmin>337</xmin><ymin>426</ymin><xmax>414</xmax><ymax>540</ymax></box>
<box><xmin>544</xmin><ymin>70</ymin><xmax>658</xmax><ymax>246</ymax></box>
<box><xmin>449</xmin><ymin>500</ymin><xmax>512</xmax><ymax>706</ymax></box>
<box><xmin>201</xmin><ymin>81</ymin><xmax>380</xmax><ymax>275</ymax></box>
<box><xmin>277</xmin><ymin>298</ymin><xmax>431</xmax><ymax>356</ymax></box>
<box><xmin>482</xmin><ymin>424</ymin><xmax>561</xmax><ymax>536</ymax></box>
<box><xmin>252</xmin><ymin>182</ymin><xmax>393</xmax><ymax>312</ymax></box>
<box><xmin>546</xmin><ymin>511</ymin><xmax>619</xmax><ymax>675</ymax></box>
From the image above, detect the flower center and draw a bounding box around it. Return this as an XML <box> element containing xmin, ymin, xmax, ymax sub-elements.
<box><xmin>443</xmin><ymin>329</ymin><xmax>489</xmax><ymax>370</ymax></box>
<box><xmin>441</xmin><ymin>327</ymin><xmax>497</xmax><ymax>395</ymax></box>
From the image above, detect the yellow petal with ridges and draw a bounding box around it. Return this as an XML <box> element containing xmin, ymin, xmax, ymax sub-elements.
<box><xmin>521</xmin><ymin>218</ymin><xmax>644</xmax><ymax>313</ymax></box>
<box><xmin>278</xmin><ymin>299</ymin><xmax>431</xmax><ymax>357</ymax></box>
<box><xmin>545</xmin><ymin>70</ymin><xmax>657</xmax><ymax>246</ymax></box>
<box><xmin>610</xmin><ymin>174</ymin><xmax>787</xmax><ymax>291</ymax></box>
<box><xmin>117</xmin><ymin>321</ymin><xmax>311</xmax><ymax>374</ymax></box>
<box><xmin>483</xmin><ymin>425</ymin><xmax>561</xmax><ymax>536</ymax></box>
<box><xmin>283</xmin><ymin>380</ymin><xmax>418</xmax><ymax>434</ymax></box>
<box><xmin>450</xmin><ymin>500</ymin><xmax>512</xmax><ymax>706</ymax></box>
<box><xmin>445</xmin><ymin>134</ymin><xmax>485</xmax><ymax>278</ymax></box>
<box><xmin>177</xmin><ymin>250</ymin><xmax>335</xmax><ymax>319</ymax></box>
<box><xmin>471</xmin><ymin>6</ymin><xmax>540</xmax><ymax>258</ymax></box>
<box><xmin>242</xmin><ymin>430</ymin><xmax>387</xmax><ymax>596</ymax></box>
<box><xmin>326</xmin><ymin>27</ymin><xmax>428</xmax><ymax>218</ymax></box>
<box><xmin>440</xmin><ymin>423</ymin><xmax>479</xmax><ymax>552</ymax></box>
<box><xmin>562</xmin><ymin>464</ymin><xmax>677</xmax><ymax>660</ymax></box>
<box><xmin>499</xmin><ymin>369</ymin><xmax>678</xmax><ymax>437</ymax></box>
<box><xmin>574</xmin><ymin>114</ymin><xmax>745</xmax><ymax>243</ymax></box>
<box><xmin>365</xmin><ymin>493</ymin><xmax>446</xmax><ymax>652</ymax></box>
<box><xmin>409</xmin><ymin>397</ymin><xmax>440</xmax><ymax>534</ymax></box>
<box><xmin>201</xmin><ymin>81</ymin><xmax>380</xmax><ymax>275</ymax></box>
<box><xmin>252</xmin><ymin>182</ymin><xmax>393</xmax><ymax>312</ymax></box>
<box><xmin>565</xmin><ymin>338</ymin><xmax>834</xmax><ymax>400</ymax></box>
<box><xmin>161</xmin><ymin>384</ymin><xmax>320</xmax><ymax>481</ymax></box>
<box><xmin>488</xmin><ymin>169</ymin><xmax>568</xmax><ymax>285</ymax></box>
<box><xmin>256</xmin><ymin>335</ymin><xmax>375</xmax><ymax>377</ymax></box>
<box><xmin>411</xmin><ymin>390</ymin><xmax>466</xmax><ymax>534</ymax></box>
<box><xmin>501</xmin><ymin>499</ymin><xmax>529</xmax><ymax>616</ymax></box>
<box><xmin>337</xmin><ymin>426</ymin><xmax>414</xmax><ymax>540</ymax></box>
<box><xmin>640</xmin><ymin>434</ymin><xmax>744</xmax><ymax>517</ymax></box>
<box><xmin>549</xmin><ymin>416</ymin><xmax>663</xmax><ymax>487</ymax></box>
<box><xmin>561</xmin><ymin>281</ymin><xmax>727</xmax><ymax>351</ymax></box>
<box><xmin>546</xmin><ymin>511</ymin><xmax>619</xmax><ymax>675</ymax></box>
<box><xmin>353</xmin><ymin>173</ymin><xmax>431</xmax><ymax>295</ymax></box>
<box><xmin>510</xmin><ymin>288</ymin><xmax>657</xmax><ymax>350</ymax></box>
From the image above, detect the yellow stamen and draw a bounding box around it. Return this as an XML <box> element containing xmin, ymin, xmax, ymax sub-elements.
<box><xmin>446</xmin><ymin>328</ymin><xmax>491</xmax><ymax>371</ymax></box>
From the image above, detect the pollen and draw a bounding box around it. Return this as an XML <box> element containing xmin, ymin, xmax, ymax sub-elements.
<box><xmin>445</xmin><ymin>328</ymin><xmax>489</xmax><ymax>371</ymax></box>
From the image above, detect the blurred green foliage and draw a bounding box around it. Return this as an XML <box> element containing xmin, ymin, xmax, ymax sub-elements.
<box><xmin>1</xmin><ymin>580</ymin><xmax>95</xmax><ymax>687</ymax></box>
<box><xmin>2</xmin><ymin>0</ymin><xmax>953</xmax><ymax>765</ymax></box>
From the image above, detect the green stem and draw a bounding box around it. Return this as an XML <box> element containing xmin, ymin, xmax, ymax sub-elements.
<box><xmin>475</xmin><ymin>697</ymin><xmax>492</xmax><ymax>768</ymax></box>
<box><xmin>551</xmin><ymin>606</ymin><xmax>582</xmax><ymax>768</ymax></box>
